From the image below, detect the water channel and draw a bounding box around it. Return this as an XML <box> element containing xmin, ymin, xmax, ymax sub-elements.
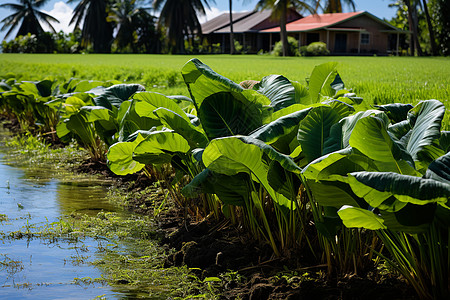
<box><xmin>0</xmin><ymin>129</ymin><xmax>168</xmax><ymax>299</ymax></box>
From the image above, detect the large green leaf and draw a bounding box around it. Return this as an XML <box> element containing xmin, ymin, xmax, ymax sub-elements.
<box><xmin>388</xmin><ymin>120</ymin><xmax>411</xmax><ymax>141</ymax></box>
<box><xmin>253</xmin><ymin>75</ymin><xmax>309</xmax><ymax>111</ymax></box>
<box><xmin>198</xmin><ymin>90</ymin><xmax>266</xmax><ymax>139</ymax></box>
<box><xmin>133</xmin><ymin>92</ymin><xmax>188</xmax><ymax>121</ymax></box>
<box><xmin>379</xmin><ymin>203</ymin><xmax>435</xmax><ymax>232</ymax></box>
<box><xmin>82</xmin><ymin>106</ymin><xmax>118</xmax><ymax>145</ymax></box>
<box><xmin>297</xmin><ymin>106</ymin><xmax>343</xmax><ymax>163</ymax></box>
<box><xmin>374</xmin><ymin>103</ymin><xmax>413</xmax><ymax>123</ymax></box>
<box><xmin>254</xmin><ymin>75</ymin><xmax>294</xmax><ymax>111</ymax></box>
<box><xmin>265</xmin><ymin>103</ymin><xmax>322</xmax><ymax>123</ymax></box>
<box><xmin>202</xmin><ymin>136</ymin><xmax>300</xmax><ymax>209</ymax></box>
<box><xmin>302</xmin><ymin>148</ymin><xmax>377</xmax><ymax>181</ymax></box>
<box><xmin>325</xmin><ymin>100</ymin><xmax>355</xmax><ymax>119</ymax></box>
<box><xmin>405</xmin><ymin>100</ymin><xmax>445</xmax><ymax>160</ymax></box>
<box><xmin>65</xmin><ymin>113</ymin><xmax>95</xmax><ymax>146</ymax></box>
<box><xmin>306</xmin><ymin>180</ymin><xmax>363</xmax><ymax>208</ymax></box>
<box><xmin>181</xmin><ymin>58</ymin><xmax>244</xmax><ymax>110</ymax></box>
<box><xmin>133</xmin><ymin>131</ymin><xmax>190</xmax><ymax>165</ymax></box>
<box><xmin>81</xmin><ymin>106</ymin><xmax>114</xmax><ymax>123</ymax></box>
<box><xmin>302</xmin><ymin>148</ymin><xmax>375</xmax><ymax>208</ymax></box>
<box><xmin>439</xmin><ymin>131</ymin><xmax>450</xmax><ymax>152</ymax></box>
<box><xmin>94</xmin><ymin>84</ymin><xmax>145</xmax><ymax>110</ymax></box>
<box><xmin>337</xmin><ymin>110</ymin><xmax>386</xmax><ymax>149</ymax></box>
<box><xmin>425</xmin><ymin>152</ymin><xmax>450</xmax><ymax>185</ymax></box>
<box><xmin>345</xmin><ymin>171</ymin><xmax>450</xmax><ymax>206</ymax></box>
<box><xmin>117</xmin><ymin>100</ymin><xmax>131</xmax><ymax>124</ymax></box>
<box><xmin>58</xmin><ymin>96</ymin><xmax>91</xmax><ymax>118</ymax></box>
<box><xmin>56</xmin><ymin>120</ymin><xmax>70</xmax><ymax>138</ymax></box>
<box><xmin>250</xmin><ymin>107</ymin><xmax>312</xmax><ymax>146</ymax></box>
<box><xmin>182</xmin><ymin>169</ymin><xmax>249</xmax><ymax>206</ymax></box>
<box><xmin>153</xmin><ymin>107</ymin><xmax>208</xmax><ymax>148</ymax></box>
<box><xmin>291</xmin><ymin>81</ymin><xmax>311</xmax><ymax>104</ymax></box>
<box><xmin>267</xmin><ymin>160</ymin><xmax>302</xmax><ymax>200</ymax></box>
<box><xmin>338</xmin><ymin>206</ymin><xmax>387</xmax><ymax>230</ymax></box>
<box><xmin>308</xmin><ymin>62</ymin><xmax>338</xmax><ymax>102</ymax></box>
<box><xmin>181</xmin><ymin>59</ymin><xmax>270</xmax><ymax>140</ymax></box>
<box><xmin>107</xmin><ymin>134</ymin><xmax>146</xmax><ymax>175</ymax></box>
<box><xmin>20</xmin><ymin>80</ymin><xmax>53</xmax><ymax>97</ymax></box>
<box><xmin>349</xmin><ymin>115</ymin><xmax>416</xmax><ymax>174</ymax></box>
<box><xmin>118</xmin><ymin>99</ymin><xmax>161</xmax><ymax>142</ymax></box>
<box><xmin>59</xmin><ymin>79</ymin><xmax>109</xmax><ymax>94</ymax></box>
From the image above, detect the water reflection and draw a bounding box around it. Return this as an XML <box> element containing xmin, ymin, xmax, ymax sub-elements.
<box><xmin>55</xmin><ymin>181</ymin><xmax>115</xmax><ymax>216</ymax></box>
<box><xmin>0</xmin><ymin>134</ymin><xmax>120</xmax><ymax>299</ymax></box>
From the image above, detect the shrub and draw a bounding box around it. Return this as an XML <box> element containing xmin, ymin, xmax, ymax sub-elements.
<box><xmin>300</xmin><ymin>42</ymin><xmax>330</xmax><ymax>56</ymax></box>
<box><xmin>1</xmin><ymin>31</ymin><xmax>81</xmax><ymax>54</ymax></box>
<box><xmin>272</xmin><ymin>36</ymin><xmax>300</xmax><ymax>56</ymax></box>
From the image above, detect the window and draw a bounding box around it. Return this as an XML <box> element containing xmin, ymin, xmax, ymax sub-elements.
<box><xmin>361</xmin><ymin>33</ymin><xmax>370</xmax><ymax>45</ymax></box>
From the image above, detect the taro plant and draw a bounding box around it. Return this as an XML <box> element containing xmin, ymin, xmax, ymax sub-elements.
<box><xmin>53</xmin><ymin>83</ymin><xmax>145</xmax><ymax>160</ymax></box>
<box><xmin>302</xmin><ymin>100</ymin><xmax>450</xmax><ymax>299</ymax></box>
<box><xmin>0</xmin><ymin>79</ymin><xmax>59</xmax><ymax>135</ymax></box>
<box><xmin>181</xmin><ymin>58</ymin><xmax>372</xmax><ymax>263</ymax></box>
<box><xmin>244</xmin><ymin>62</ymin><xmax>376</xmax><ymax>274</ymax></box>
<box><xmin>106</xmin><ymin>90</ymin><xmax>218</xmax><ymax>218</ymax></box>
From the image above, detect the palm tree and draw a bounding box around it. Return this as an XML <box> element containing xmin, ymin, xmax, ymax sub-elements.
<box><xmin>0</xmin><ymin>0</ymin><xmax>59</xmax><ymax>39</ymax></box>
<box><xmin>321</xmin><ymin>0</ymin><xmax>355</xmax><ymax>13</ymax></box>
<box><xmin>153</xmin><ymin>0</ymin><xmax>213</xmax><ymax>53</ymax></box>
<box><xmin>229</xmin><ymin>0</ymin><xmax>235</xmax><ymax>54</ymax></box>
<box><xmin>107</xmin><ymin>0</ymin><xmax>155</xmax><ymax>52</ymax></box>
<box><xmin>256</xmin><ymin>0</ymin><xmax>316</xmax><ymax>56</ymax></box>
<box><xmin>68</xmin><ymin>0</ymin><xmax>113</xmax><ymax>53</ymax></box>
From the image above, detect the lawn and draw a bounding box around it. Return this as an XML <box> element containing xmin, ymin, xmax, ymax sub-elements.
<box><xmin>1</xmin><ymin>53</ymin><xmax>450</xmax><ymax>300</ymax></box>
<box><xmin>1</xmin><ymin>53</ymin><xmax>449</xmax><ymax>109</ymax></box>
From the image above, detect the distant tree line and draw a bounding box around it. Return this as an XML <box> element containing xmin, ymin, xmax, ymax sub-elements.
<box><xmin>1</xmin><ymin>0</ymin><xmax>449</xmax><ymax>55</ymax></box>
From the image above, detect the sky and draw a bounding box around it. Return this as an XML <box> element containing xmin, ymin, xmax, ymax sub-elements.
<box><xmin>0</xmin><ymin>0</ymin><xmax>398</xmax><ymax>42</ymax></box>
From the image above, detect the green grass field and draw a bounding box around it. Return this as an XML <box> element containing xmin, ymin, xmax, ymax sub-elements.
<box><xmin>1</xmin><ymin>53</ymin><xmax>449</xmax><ymax>111</ymax></box>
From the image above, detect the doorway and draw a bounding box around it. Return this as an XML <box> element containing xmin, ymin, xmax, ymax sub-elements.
<box><xmin>334</xmin><ymin>33</ymin><xmax>347</xmax><ymax>53</ymax></box>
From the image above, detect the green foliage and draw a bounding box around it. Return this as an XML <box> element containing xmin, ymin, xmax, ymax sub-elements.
<box><xmin>272</xmin><ymin>36</ymin><xmax>300</xmax><ymax>57</ymax></box>
<box><xmin>1</xmin><ymin>31</ymin><xmax>81</xmax><ymax>54</ymax></box>
<box><xmin>302</xmin><ymin>98</ymin><xmax>449</xmax><ymax>299</ymax></box>
<box><xmin>300</xmin><ymin>42</ymin><xmax>330</xmax><ymax>56</ymax></box>
<box><xmin>185</xmin><ymin>38</ymin><xmax>221</xmax><ymax>54</ymax></box>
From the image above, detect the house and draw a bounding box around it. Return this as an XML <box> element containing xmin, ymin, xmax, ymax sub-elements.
<box><xmin>262</xmin><ymin>11</ymin><xmax>408</xmax><ymax>55</ymax></box>
<box><xmin>201</xmin><ymin>9</ymin><xmax>302</xmax><ymax>53</ymax></box>
<box><xmin>202</xmin><ymin>11</ymin><xmax>407</xmax><ymax>55</ymax></box>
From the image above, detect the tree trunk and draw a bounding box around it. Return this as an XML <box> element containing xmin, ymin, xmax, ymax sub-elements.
<box><xmin>421</xmin><ymin>0</ymin><xmax>437</xmax><ymax>55</ymax></box>
<box><xmin>412</xmin><ymin>2</ymin><xmax>423</xmax><ymax>55</ymax></box>
<box><xmin>405</xmin><ymin>0</ymin><xmax>419</xmax><ymax>56</ymax></box>
<box><xmin>229</xmin><ymin>0</ymin><xmax>235</xmax><ymax>54</ymax></box>
<box><xmin>280</xmin><ymin>1</ymin><xmax>288</xmax><ymax>56</ymax></box>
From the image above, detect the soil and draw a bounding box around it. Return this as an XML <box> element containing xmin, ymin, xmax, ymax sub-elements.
<box><xmin>156</xmin><ymin>215</ymin><xmax>417</xmax><ymax>300</ymax></box>
<box><xmin>1</xmin><ymin>117</ymin><xmax>418</xmax><ymax>300</ymax></box>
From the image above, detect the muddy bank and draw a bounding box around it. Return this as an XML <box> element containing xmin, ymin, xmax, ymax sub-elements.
<box><xmin>157</xmin><ymin>215</ymin><xmax>417</xmax><ymax>300</ymax></box>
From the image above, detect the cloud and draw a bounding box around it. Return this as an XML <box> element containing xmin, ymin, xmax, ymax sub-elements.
<box><xmin>42</xmin><ymin>1</ymin><xmax>75</xmax><ymax>34</ymax></box>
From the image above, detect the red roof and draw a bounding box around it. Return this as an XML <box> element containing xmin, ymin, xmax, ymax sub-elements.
<box><xmin>262</xmin><ymin>11</ymin><xmax>364</xmax><ymax>33</ymax></box>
